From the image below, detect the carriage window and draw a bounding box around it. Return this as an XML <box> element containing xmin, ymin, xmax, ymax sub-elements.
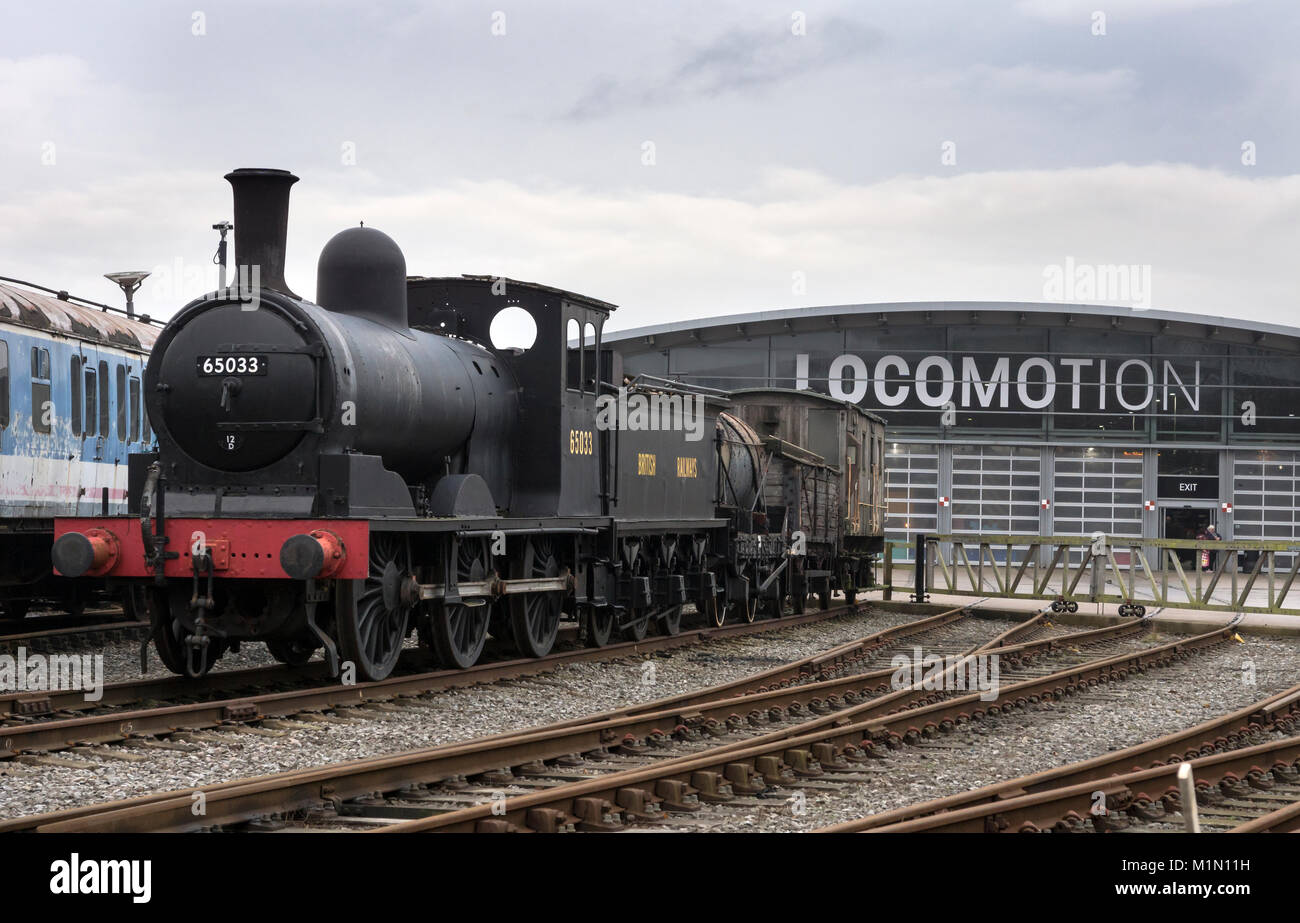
<box><xmin>84</xmin><ymin>368</ymin><xmax>97</xmax><ymax>437</ymax></box>
<box><xmin>97</xmin><ymin>360</ymin><xmax>109</xmax><ymax>437</ymax></box>
<box><xmin>70</xmin><ymin>356</ymin><xmax>82</xmax><ymax>435</ymax></box>
<box><xmin>129</xmin><ymin>376</ymin><xmax>141</xmax><ymax>442</ymax></box>
<box><xmin>566</xmin><ymin>317</ymin><xmax>581</xmax><ymax>391</ymax></box>
<box><xmin>30</xmin><ymin>347</ymin><xmax>51</xmax><ymax>434</ymax></box>
<box><xmin>30</xmin><ymin>346</ymin><xmax>50</xmax><ymax>379</ymax></box>
<box><xmin>583</xmin><ymin>322</ymin><xmax>598</xmax><ymax>392</ymax></box>
<box><xmin>0</xmin><ymin>340</ymin><xmax>9</xmax><ymax>428</ymax></box>
<box><xmin>116</xmin><ymin>364</ymin><xmax>128</xmax><ymax>440</ymax></box>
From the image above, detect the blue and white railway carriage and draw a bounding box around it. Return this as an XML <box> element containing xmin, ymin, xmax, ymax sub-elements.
<box><xmin>0</xmin><ymin>280</ymin><xmax>158</xmax><ymax>612</ymax></box>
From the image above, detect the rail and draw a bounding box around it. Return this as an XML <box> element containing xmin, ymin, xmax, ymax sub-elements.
<box><xmin>877</xmin><ymin>533</ymin><xmax>1300</xmax><ymax>616</ymax></box>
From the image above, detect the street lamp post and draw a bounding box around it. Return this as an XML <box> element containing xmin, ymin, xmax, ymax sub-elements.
<box><xmin>103</xmin><ymin>271</ymin><xmax>151</xmax><ymax>319</ymax></box>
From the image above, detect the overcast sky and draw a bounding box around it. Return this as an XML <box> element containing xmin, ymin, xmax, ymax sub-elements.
<box><xmin>1</xmin><ymin>0</ymin><xmax>1297</xmax><ymax>331</ymax></box>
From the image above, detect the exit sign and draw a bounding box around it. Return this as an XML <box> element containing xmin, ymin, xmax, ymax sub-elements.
<box><xmin>1157</xmin><ymin>475</ymin><xmax>1219</xmax><ymax>499</ymax></box>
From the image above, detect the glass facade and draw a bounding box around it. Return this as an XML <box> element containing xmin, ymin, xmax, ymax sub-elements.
<box><xmin>1233</xmin><ymin>450</ymin><xmax>1300</xmax><ymax>567</ymax></box>
<box><xmin>885</xmin><ymin>443</ymin><xmax>938</xmax><ymax>561</ymax></box>
<box><xmin>951</xmin><ymin>445</ymin><xmax>1041</xmax><ymax>536</ymax></box>
<box><xmin>1054</xmin><ymin>447</ymin><xmax>1144</xmax><ymax>562</ymax></box>
<box><xmin>615</xmin><ymin>306</ymin><xmax>1300</xmax><ymax>562</ymax></box>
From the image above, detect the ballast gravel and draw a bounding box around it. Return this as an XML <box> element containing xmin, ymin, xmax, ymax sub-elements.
<box><xmin>711</xmin><ymin>630</ymin><xmax>1300</xmax><ymax>832</ymax></box>
<box><xmin>0</xmin><ymin>605</ymin><xmax>1012</xmax><ymax>818</ymax></box>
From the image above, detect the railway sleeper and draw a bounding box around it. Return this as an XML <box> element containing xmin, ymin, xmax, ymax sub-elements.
<box><xmin>811</xmin><ymin>742</ymin><xmax>854</xmax><ymax>772</ymax></box>
<box><xmin>526</xmin><ymin>807</ymin><xmax>578</xmax><ymax>833</ymax></box>
<box><xmin>573</xmin><ymin>797</ymin><xmax>625</xmax><ymax>831</ymax></box>
<box><xmin>654</xmin><ymin>778</ymin><xmax>701</xmax><ymax>812</ymax></box>
<box><xmin>11</xmin><ymin>697</ymin><xmax>52</xmax><ymax>717</ymax></box>
<box><xmin>475</xmin><ymin>818</ymin><xmax>530</xmax><ymax>834</ymax></box>
<box><xmin>615</xmin><ymin>787</ymin><xmax>665</xmax><ymax>821</ymax></box>
<box><xmin>689</xmin><ymin>770</ymin><xmax>734</xmax><ymax>802</ymax></box>
<box><xmin>784</xmin><ymin>748</ymin><xmax>823</xmax><ymax>777</ymax></box>
<box><xmin>724</xmin><ymin>762</ymin><xmax>766</xmax><ymax>794</ymax></box>
<box><xmin>754</xmin><ymin>755</ymin><xmax>796</xmax><ymax>785</ymax></box>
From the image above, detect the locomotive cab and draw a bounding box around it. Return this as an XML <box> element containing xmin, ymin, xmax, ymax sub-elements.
<box><xmin>406</xmin><ymin>275</ymin><xmax>616</xmax><ymax>519</ymax></box>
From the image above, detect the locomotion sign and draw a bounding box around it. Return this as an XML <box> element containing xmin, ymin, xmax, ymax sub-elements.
<box><xmin>796</xmin><ymin>353</ymin><xmax>1202</xmax><ymax>414</ymax></box>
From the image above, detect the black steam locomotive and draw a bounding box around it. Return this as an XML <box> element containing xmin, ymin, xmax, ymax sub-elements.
<box><xmin>52</xmin><ymin>169</ymin><xmax>884</xmax><ymax>680</ymax></box>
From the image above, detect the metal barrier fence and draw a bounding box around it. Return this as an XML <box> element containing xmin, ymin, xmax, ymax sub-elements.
<box><xmin>878</xmin><ymin>534</ymin><xmax>1300</xmax><ymax>616</ymax></box>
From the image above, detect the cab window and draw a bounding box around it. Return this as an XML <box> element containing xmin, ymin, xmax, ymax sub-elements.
<box><xmin>566</xmin><ymin>317</ymin><xmax>581</xmax><ymax>391</ymax></box>
<box><xmin>583</xmin><ymin>322</ymin><xmax>598</xmax><ymax>392</ymax></box>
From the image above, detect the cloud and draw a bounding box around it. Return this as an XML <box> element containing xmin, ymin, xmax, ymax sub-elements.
<box><xmin>962</xmin><ymin>63</ymin><xmax>1140</xmax><ymax>102</ymax></box>
<box><xmin>5</xmin><ymin>163</ymin><xmax>1295</xmax><ymax>333</ymax></box>
<box><xmin>0</xmin><ymin>55</ymin><xmax>97</xmax><ymax>114</ymax></box>
<box><xmin>1016</xmin><ymin>0</ymin><xmax>1251</xmax><ymax>21</ymax></box>
<box><xmin>565</xmin><ymin>16</ymin><xmax>882</xmax><ymax>120</ymax></box>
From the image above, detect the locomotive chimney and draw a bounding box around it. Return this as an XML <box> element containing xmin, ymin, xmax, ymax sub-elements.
<box><xmin>224</xmin><ymin>168</ymin><xmax>299</xmax><ymax>298</ymax></box>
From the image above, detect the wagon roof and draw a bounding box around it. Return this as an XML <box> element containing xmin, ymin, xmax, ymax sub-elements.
<box><xmin>0</xmin><ymin>279</ymin><xmax>158</xmax><ymax>352</ymax></box>
<box><xmin>726</xmin><ymin>386</ymin><xmax>887</xmax><ymax>425</ymax></box>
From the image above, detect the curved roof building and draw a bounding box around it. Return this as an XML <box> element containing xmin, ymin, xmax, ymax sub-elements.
<box><xmin>607</xmin><ymin>301</ymin><xmax>1300</xmax><ymax>562</ymax></box>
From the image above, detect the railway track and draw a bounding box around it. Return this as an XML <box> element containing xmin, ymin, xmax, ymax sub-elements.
<box><xmin>837</xmin><ymin>733</ymin><xmax>1300</xmax><ymax>833</ymax></box>
<box><xmin>5</xmin><ymin>606</ymin><xmax>1209</xmax><ymax>833</ymax></box>
<box><xmin>0</xmin><ymin>603</ymin><xmax>874</xmax><ymax>758</ymax></box>
<box><xmin>368</xmin><ymin>613</ymin><xmax>1209</xmax><ymax>834</ymax></box>
<box><xmin>815</xmin><ymin>677</ymin><xmax>1300</xmax><ymax>833</ymax></box>
<box><xmin>0</xmin><ymin>610</ymin><xmax>145</xmax><ymax>655</ymax></box>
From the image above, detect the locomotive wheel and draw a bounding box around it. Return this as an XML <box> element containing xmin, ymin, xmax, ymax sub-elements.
<box><xmin>727</xmin><ymin>592</ymin><xmax>757</xmax><ymax>624</ymax></box>
<box><xmin>337</xmin><ymin>534</ymin><xmax>411</xmax><ymax>682</ymax></box>
<box><xmin>148</xmin><ymin>587</ymin><xmax>226</xmax><ymax>676</ymax></box>
<box><xmin>266</xmin><ymin>637</ymin><xmax>316</xmax><ymax>667</ymax></box>
<box><xmin>622</xmin><ymin>610</ymin><xmax>649</xmax><ymax>642</ymax></box>
<box><xmin>586</xmin><ymin>606</ymin><xmax>615</xmax><ymax>647</ymax></box>
<box><xmin>787</xmin><ymin>567</ymin><xmax>807</xmax><ymax>615</ymax></box>
<box><xmin>658</xmin><ymin>604</ymin><xmax>683</xmax><ymax>636</ymax></box>
<box><xmin>704</xmin><ymin>593</ymin><xmax>724</xmax><ymax>628</ymax></box>
<box><xmin>424</xmin><ymin>540</ymin><xmax>492</xmax><ymax>669</ymax></box>
<box><xmin>61</xmin><ymin>585</ymin><xmax>88</xmax><ymax>619</ymax></box>
<box><xmin>509</xmin><ymin>537</ymin><xmax>563</xmax><ymax>658</ymax></box>
<box><xmin>122</xmin><ymin>584</ymin><xmax>149</xmax><ymax>622</ymax></box>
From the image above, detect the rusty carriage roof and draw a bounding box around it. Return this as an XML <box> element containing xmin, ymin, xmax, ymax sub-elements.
<box><xmin>0</xmin><ymin>279</ymin><xmax>158</xmax><ymax>353</ymax></box>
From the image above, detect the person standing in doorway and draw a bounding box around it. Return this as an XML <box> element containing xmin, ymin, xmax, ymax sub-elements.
<box><xmin>1204</xmin><ymin>523</ymin><xmax>1222</xmax><ymax>571</ymax></box>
